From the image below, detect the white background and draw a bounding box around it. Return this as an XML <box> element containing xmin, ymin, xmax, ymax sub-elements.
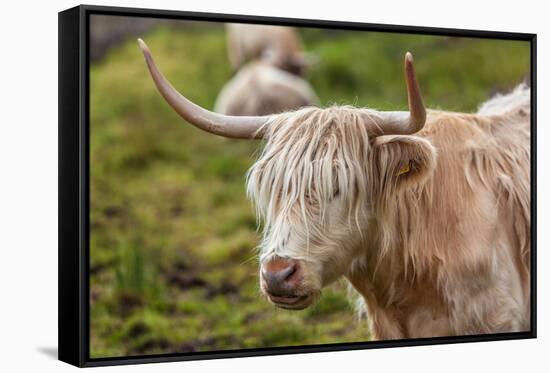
<box><xmin>0</xmin><ymin>0</ymin><xmax>547</xmax><ymax>371</ymax></box>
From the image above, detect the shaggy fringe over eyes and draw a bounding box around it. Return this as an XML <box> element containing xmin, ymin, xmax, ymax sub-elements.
<box><xmin>246</xmin><ymin>106</ymin><xmax>372</xmax><ymax>252</ymax></box>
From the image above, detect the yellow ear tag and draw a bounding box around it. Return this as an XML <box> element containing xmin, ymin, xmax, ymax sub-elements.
<box><xmin>397</xmin><ymin>162</ymin><xmax>411</xmax><ymax>176</ymax></box>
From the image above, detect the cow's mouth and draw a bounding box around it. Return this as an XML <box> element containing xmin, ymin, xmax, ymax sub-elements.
<box><xmin>266</xmin><ymin>292</ymin><xmax>317</xmax><ymax>310</ymax></box>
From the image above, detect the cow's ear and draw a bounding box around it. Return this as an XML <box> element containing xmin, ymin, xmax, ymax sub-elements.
<box><xmin>370</xmin><ymin>135</ymin><xmax>436</xmax><ymax>190</ymax></box>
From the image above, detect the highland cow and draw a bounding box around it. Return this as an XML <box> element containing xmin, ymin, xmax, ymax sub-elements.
<box><xmin>214</xmin><ymin>61</ymin><xmax>319</xmax><ymax>116</ymax></box>
<box><xmin>138</xmin><ymin>38</ymin><xmax>530</xmax><ymax>339</ymax></box>
<box><xmin>226</xmin><ymin>23</ymin><xmax>317</xmax><ymax>76</ymax></box>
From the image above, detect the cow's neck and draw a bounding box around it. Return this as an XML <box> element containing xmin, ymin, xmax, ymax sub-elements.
<box><xmin>345</xmin><ymin>110</ymin><xmax>473</xmax><ymax>338</ymax></box>
<box><xmin>345</xmin><ymin>212</ymin><xmax>449</xmax><ymax>339</ymax></box>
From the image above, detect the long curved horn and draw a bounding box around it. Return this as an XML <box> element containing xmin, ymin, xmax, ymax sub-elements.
<box><xmin>372</xmin><ymin>52</ymin><xmax>426</xmax><ymax>136</ymax></box>
<box><xmin>137</xmin><ymin>39</ymin><xmax>269</xmax><ymax>139</ymax></box>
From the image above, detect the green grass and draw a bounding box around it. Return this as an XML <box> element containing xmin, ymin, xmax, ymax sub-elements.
<box><xmin>89</xmin><ymin>21</ymin><xmax>529</xmax><ymax>358</ymax></box>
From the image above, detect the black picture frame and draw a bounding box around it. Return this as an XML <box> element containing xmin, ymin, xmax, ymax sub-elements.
<box><xmin>58</xmin><ymin>4</ymin><xmax>537</xmax><ymax>367</ymax></box>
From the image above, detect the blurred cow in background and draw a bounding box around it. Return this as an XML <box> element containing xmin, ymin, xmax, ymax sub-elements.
<box><xmin>138</xmin><ymin>39</ymin><xmax>530</xmax><ymax>340</ymax></box>
<box><xmin>215</xmin><ymin>24</ymin><xmax>320</xmax><ymax>116</ymax></box>
<box><xmin>214</xmin><ymin>61</ymin><xmax>319</xmax><ymax>116</ymax></box>
<box><xmin>226</xmin><ymin>23</ymin><xmax>318</xmax><ymax>76</ymax></box>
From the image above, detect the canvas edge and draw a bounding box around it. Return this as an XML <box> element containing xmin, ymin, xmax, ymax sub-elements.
<box><xmin>58</xmin><ymin>5</ymin><xmax>86</xmax><ymax>368</ymax></box>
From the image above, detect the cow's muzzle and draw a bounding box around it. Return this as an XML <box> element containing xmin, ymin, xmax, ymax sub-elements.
<box><xmin>260</xmin><ymin>256</ymin><xmax>317</xmax><ymax>310</ymax></box>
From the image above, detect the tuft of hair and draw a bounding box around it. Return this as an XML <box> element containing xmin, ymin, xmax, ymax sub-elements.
<box><xmin>477</xmin><ymin>83</ymin><xmax>530</xmax><ymax>116</ymax></box>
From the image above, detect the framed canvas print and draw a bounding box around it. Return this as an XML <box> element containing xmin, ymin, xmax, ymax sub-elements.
<box><xmin>58</xmin><ymin>4</ymin><xmax>537</xmax><ymax>367</ymax></box>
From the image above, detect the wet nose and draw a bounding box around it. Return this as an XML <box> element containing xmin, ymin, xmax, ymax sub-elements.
<box><xmin>261</xmin><ymin>257</ymin><xmax>300</xmax><ymax>295</ymax></box>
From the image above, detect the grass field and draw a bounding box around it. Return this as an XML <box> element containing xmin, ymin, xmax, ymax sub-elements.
<box><xmin>89</xmin><ymin>20</ymin><xmax>530</xmax><ymax>358</ymax></box>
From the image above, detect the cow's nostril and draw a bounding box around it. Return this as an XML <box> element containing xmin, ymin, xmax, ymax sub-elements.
<box><xmin>278</xmin><ymin>262</ymin><xmax>296</xmax><ymax>281</ymax></box>
<box><xmin>263</xmin><ymin>262</ymin><xmax>296</xmax><ymax>284</ymax></box>
<box><xmin>262</xmin><ymin>259</ymin><xmax>299</xmax><ymax>295</ymax></box>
